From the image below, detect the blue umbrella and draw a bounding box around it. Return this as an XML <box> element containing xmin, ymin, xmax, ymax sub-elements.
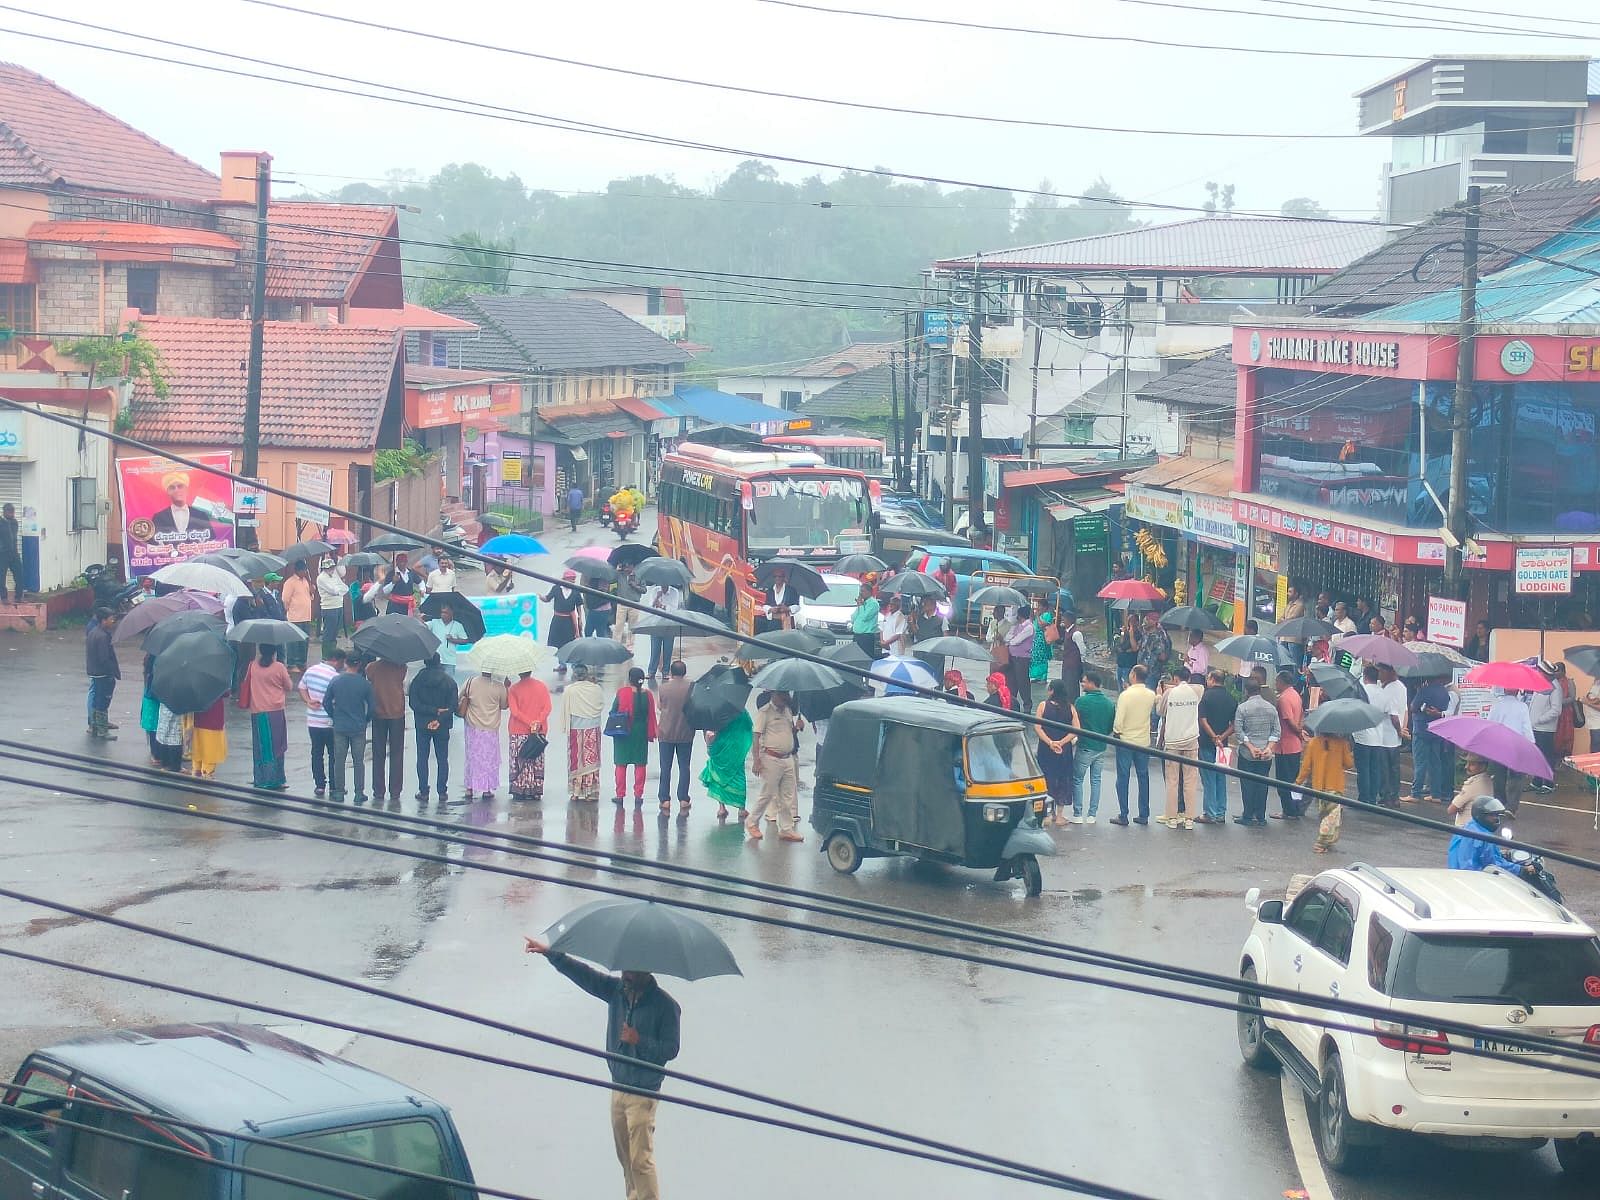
<box><xmin>479</xmin><ymin>533</ymin><xmax>548</xmax><ymax>557</ymax></box>
<box><xmin>870</xmin><ymin>655</ymin><xmax>938</xmax><ymax>696</ymax></box>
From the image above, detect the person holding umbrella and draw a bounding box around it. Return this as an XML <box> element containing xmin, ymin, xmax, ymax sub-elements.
<box><xmin>409</xmin><ymin>654</ymin><xmax>459</xmax><ymax>804</ymax></box>
<box><xmin>558</xmin><ymin>664</ymin><xmax>607</xmax><ymax>802</ymax></box>
<box><xmin>190</xmin><ymin>691</ymin><xmax>228</xmax><ymax>780</ymax></box>
<box><xmin>1296</xmin><ymin>709</ymin><xmax>1358</xmax><ymax>853</ymax></box>
<box><xmin>544</xmin><ymin>570</ymin><xmax>584</xmax><ymax>686</ymax></box>
<box><xmin>522</xmin><ymin>937</ymin><xmax>681</xmax><ymax>1200</ymax></box>
<box><xmin>386</xmin><ymin>553</ymin><xmax>419</xmax><ymax>616</ymax></box>
<box><xmin>849</xmin><ymin>579</ymin><xmax>880</xmax><ymax>660</ymax></box>
<box><xmin>641</xmin><ymin>578</ymin><xmax>682</xmax><ymax>683</ymax></box>
<box><xmin>245</xmin><ymin>645</ymin><xmax>292</xmax><ymax>790</ymax></box>
<box><xmin>315</xmin><ymin>558</ymin><xmax>347</xmax><ymax>659</ymax></box>
<box><xmin>703</xmin><ymin>702</ymin><xmax>754</xmax><ymax>824</ymax></box>
<box><xmin>299</xmin><ymin>646</ymin><xmax>344</xmax><ymax>797</ymax></box>
<box><xmin>424</xmin><ymin>600</ymin><xmax>472</xmax><ymax>679</ymax></box>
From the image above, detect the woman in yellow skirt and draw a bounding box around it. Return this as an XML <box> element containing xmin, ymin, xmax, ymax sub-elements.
<box><xmin>191</xmin><ymin>694</ymin><xmax>228</xmax><ymax>779</ymax></box>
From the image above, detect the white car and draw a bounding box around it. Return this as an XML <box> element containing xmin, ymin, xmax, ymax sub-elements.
<box><xmin>794</xmin><ymin>572</ymin><xmax>863</xmax><ymax>637</ymax></box>
<box><xmin>1237</xmin><ymin>863</ymin><xmax>1600</xmax><ymax>1177</ymax></box>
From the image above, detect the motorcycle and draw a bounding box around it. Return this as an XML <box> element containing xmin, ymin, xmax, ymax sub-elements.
<box><xmin>435</xmin><ymin>510</ymin><xmax>477</xmax><ymax>571</ymax></box>
<box><xmin>83</xmin><ymin>563</ymin><xmax>143</xmax><ymax>614</ymax></box>
<box><xmin>1508</xmin><ymin>847</ymin><xmax>1564</xmax><ymax>904</ymax></box>
<box><xmin>614</xmin><ymin>508</ymin><xmax>639</xmax><ymax>542</ymax></box>
<box><xmin>598</xmin><ymin>500</ymin><xmax>614</xmax><ymax>530</ymax></box>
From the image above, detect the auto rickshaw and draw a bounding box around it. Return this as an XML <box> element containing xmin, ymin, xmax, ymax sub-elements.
<box><xmin>811</xmin><ymin>697</ymin><xmax>1056</xmax><ymax>896</ymax></box>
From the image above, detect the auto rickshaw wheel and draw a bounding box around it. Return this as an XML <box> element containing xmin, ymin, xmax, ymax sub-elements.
<box><xmin>825</xmin><ymin>831</ymin><xmax>862</xmax><ymax>874</ymax></box>
<box><xmin>1019</xmin><ymin>855</ymin><xmax>1042</xmax><ymax>898</ymax></box>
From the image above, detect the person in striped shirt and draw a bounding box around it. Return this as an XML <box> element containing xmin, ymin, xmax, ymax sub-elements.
<box><xmin>298</xmin><ymin>647</ymin><xmax>345</xmax><ymax>798</ymax></box>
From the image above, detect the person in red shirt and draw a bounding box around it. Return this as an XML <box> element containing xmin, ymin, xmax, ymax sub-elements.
<box><xmin>1271</xmin><ymin>667</ymin><xmax>1307</xmax><ymax>819</ymax></box>
<box><xmin>932</xmin><ymin>558</ymin><xmax>958</xmax><ymax>600</ymax></box>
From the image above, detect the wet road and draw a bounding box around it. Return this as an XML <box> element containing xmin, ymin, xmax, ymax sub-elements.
<box><xmin>4</xmin><ymin>524</ymin><xmax>1600</xmax><ymax>1199</ymax></box>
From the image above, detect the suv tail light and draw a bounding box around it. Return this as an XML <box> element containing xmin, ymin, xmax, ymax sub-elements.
<box><xmin>1585</xmin><ymin>1026</ymin><xmax>1600</xmax><ymax>1048</ymax></box>
<box><xmin>1374</xmin><ymin>1019</ymin><xmax>1451</xmax><ymax>1055</ymax></box>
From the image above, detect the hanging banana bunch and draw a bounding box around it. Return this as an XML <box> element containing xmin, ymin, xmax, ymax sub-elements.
<box><xmin>1133</xmin><ymin>526</ymin><xmax>1168</xmax><ymax>569</ymax></box>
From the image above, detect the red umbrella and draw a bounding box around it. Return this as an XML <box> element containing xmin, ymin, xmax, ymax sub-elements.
<box><xmin>1097</xmin><ymin>578</ymin><xmax>1164</xmax><ymax>601</ymax></box>
<box><xmin>324</xmin><ymin>527</ymin><xmax>359</xmax><ymax>546</ymax></box>
<box><xmin>1463</xmin><ymin>661</ymin><xmax>1552</xmax><ymax>692</ymax></box>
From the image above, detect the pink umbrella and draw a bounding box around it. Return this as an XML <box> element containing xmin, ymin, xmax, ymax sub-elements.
<box><xmin>1097</xmin><ymin>578</ymin><xmax>1164</xmax><ymax>601</ymax></box>
<box><xmin>1335</xmin><ymin>633</ymin><xmax>1421</xmax><ymax>669</ymax></box>
<box><xmin>1464</xmin><ymin>661</ymin><xmax>1552</xmax><ymax>692</ymax></box>
<box><xmin>570</xmin><ymin>545</ymin><xmax>612</xmax><ymax>561</ymax></box>
<box><xmin>324</xmin><ymin>527</ymin><xmax>359</xmax><ymax>546</ymax></box>
<box><xmin>1427</xmin><ymin>715</ymin><xmax>1554</xmax><ymax>780</ymax></box>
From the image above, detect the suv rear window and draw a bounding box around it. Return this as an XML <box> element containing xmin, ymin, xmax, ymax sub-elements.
<box><xmin>243</xmin><ymin>1117</ymin><xmax>456</xmax><ymax>1199</ymax></box>
<box><xmin>1387</xmin><ymin>933</ymin><xmax>1600</xmax><ymax>1007</ymax></box>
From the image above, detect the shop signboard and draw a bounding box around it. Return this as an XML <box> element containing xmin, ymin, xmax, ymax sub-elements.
<box><xmin>501</xmin><ymin>454</ymin><xmax>524</xmax><ymax>484</ymax></box>
<box><xmin>1182</xmin><ymin>492</ymin><xmax>1247</xmax><ymax>549</ymax></box>
<box><xmin>294</xmin><ymin>464</ymin><xmax>333</xmax><ymax>526</ymax></box>
<box><xmin>922</xmin><ymin>310</ymin><xmax>956</xmax><ymax>349</ymax></box>
<box><xmin>1513</xmin><ymin>547</ymin><xmax>1573</xmax><ymax>595</ymax></box>
<box><xmin>0</xmin><ymin>409</ymin><xmax>29</xmax><ymax>458</ymax></box>
<box><xmin>1426</xmin><ymin>595</ymin><xmax>1467</xmax><ymax>648</ymax></box>
<box><xmin>1125</xmin><ymin>484</ymin><xmax>1183</xmax><ymax>529</ymax></box>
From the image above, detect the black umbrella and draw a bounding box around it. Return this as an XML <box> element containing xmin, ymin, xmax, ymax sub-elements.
<box><xmin>545</xmin><ymin>899</ymin><xmax>740</xmax><ymax>980</ymax></box>
<box><xmin>749</xmin><ymin>657</ymin><xmax>847</xmax><ymax>692</ymax></box>
<box><xmin>418</xmin><ymin>591</ymin><xmax>486</xmax><ymax>642</ymax></box>
<box><xmin>196</xmin><ymin>550</ymin><xmax>283</xmax><ymax>581</ymax></box>
<box><xmin>797</xmin><ymin>680</ymin><xmax>872</xmax><ymax>723</ymax></box>
<box><xmin>1308</xmin><ymin>662</ymin><xmax>1364</xmax><ymax>701</ymax></box>
<box><xmin>910</xmin><ymin>635</ymin><xmax>991</xmax><ymax>662</ymax></box>
<box><xmin>1567</xmin><ymin>645</ymin><xmax>1600</xmax><ymax>677</ymax></box>
<box><xmin>226</xmin><ymin>618</ymin><xmax>308</xmax><ymax>646</ymax></box>
<box><xmin>820</xmin><ymin>641</ymin><xmax>874</xmax><ymax>671</ymax></box>
<box><xmin>558</xmin><ymin>637</ymin><xmax>634</xmax><ymax>668</ymax></box>
<box><xmin>743</xmin><ymin>627</ymin><xmax>832</xmax><ymax>660</ymax></box>
<box><xmin>609</xmin><ymin>543</ymin><xmax>656</xmax><ymax>569</ymax></box>
<box><xmin>1400</xmin><ymin>652</ymin><xmax>1458</xmax><ymax>680</ymax></box>
<box><xmin>1159</xmin><ymin>606</ymin><xmax>1228</xmax><ymax>633</ymax></box>
<box><xmin>566</xmin><ymin>555</ymin><xmax>618</xmax><ymax>583</ymax></box>
<box><xmin>339</xmin><ymin>551</ymin><xmax>383</xmax><ymax>570</ymax></box>
<box><xmin>834</xmin><ymin>552</ymin><xmax>888</xmax><ymax>576</ymax></box>
<box><xmin>878</xmin><ymin>570</ymin><xmax>946</xmax><ymax>600</ymax></box>
<box><xmin>142</xmin><ymin>609</ymin><xmax>227</xmax><ymax>655</ymax></box>
<box><xmin>114</xmin><ymin>594</ymin><xmax>223</xmax><ymax>644</ymax></box>
<box><xmin>634</xmin><ymin>608</ymin><xmax>728</xmax><ymax>639</ymax></box>
<box><xmin>150</xmin><ymin>630</ymin><xmax>233</xmax><ymax>715</ymax></box>
<box><xmin>754</xmin><ymin>559</ymin><xmax>827</xmax><ymax>599</ymax></box>
<box><xmin>1275</xmin><ymin>615</ymin><xmax>1337</xmax><ymax>641</ymax></box>
<box><xmin>350</xmin><ymin>614</ymin><xmax>441</xmax><ymax>663</ymax></box>
<box><xmin>1304</xmin><ymin>698</ymin><xmax>1387</xmax><ymax>737</ymax></box>
<box><xmin>971</xmin><ymin>584</ymin><xmax>1029</xmax><ymax>610</ymax></box>
<box><xmin>1216</xmin><ymin>634</ymin><xmax>1287</xmax><ymax>666</ymax></box>
<box><xmin>686</xmin><ymin>663</ymin><xmax>752</xmax><ymax>732</ymax></box>
<box><xmin>277</xmin><ymin>539</ymin><xmax>334</xmax><ymax>566</ymax></box>
<box><xmin>633</xmin><ymin>557</ymin><xmax>693</xmax><ymax>590</ymax></box>
<box><xmin>366</xmin><ymin>532</ymin><xmax>424</xmax><ymax>552</ymax></box>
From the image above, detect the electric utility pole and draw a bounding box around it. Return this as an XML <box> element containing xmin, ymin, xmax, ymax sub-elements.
<box><xmin>1444</xmin><ymin>185</ymin><xmax>1479</xmax><ymax>598</ymax></box>
<box><xmin>240</xmin><ymin>152</ymin><xmax>271</xmax><ymax>549</ymax></box>
<box><xmin>966</xmin><ymin>256</ymin><xmax>987</xmax><ymax>543</ymax></box>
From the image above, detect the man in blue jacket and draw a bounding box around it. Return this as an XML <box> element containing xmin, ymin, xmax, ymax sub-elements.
<box><xmin>526</xmin><ymin>936</ymin><xmax>680</xmax><ymax>1200</ymax></box>
<box><xmin>1448</xmin><ymin>796</ymin><xmax>1528</xmax><ymax>874</ymax></box>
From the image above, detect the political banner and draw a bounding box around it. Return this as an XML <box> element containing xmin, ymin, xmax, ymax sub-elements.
<box><xmin>472</xmin><ymin>592</ymin><xmax>539</xmax><ymax>646</ymax></box>
<box><xmin>116</xmin><ymin>453</ymin><xmax>235</xmax><ymax>577</ymax></box>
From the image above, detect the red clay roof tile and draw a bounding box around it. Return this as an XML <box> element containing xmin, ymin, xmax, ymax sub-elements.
<box><xmin>0</xmin><ymin>239</ymin><xmax>36</xmax><ymax>285</ymax></box>
<box><xmin>129</xmin><ymin>316</ymin><xmax>401</xmax><ymax>450</ymax></box>
<box><xmin>266</xmin><ymin>203</ymin><xmax>400</xmax><ymax>305</ymax></box>
<box><xmin>28</xmin><ymin>221</ymin><xmax>239</xmax><ymax>252</ymax></box>
<box><xmin>0</xmin><ymin>63</ymin><xmax>218</xmax><ymax>200</ymax></box>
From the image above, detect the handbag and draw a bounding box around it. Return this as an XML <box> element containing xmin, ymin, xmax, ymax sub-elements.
<box><xmin>517</xmin><ymin>731</ymin><xmax>549</xmax><ymax>760</ymax></box>
<box><xmin>457</xmin><ymin>680</ymin><xmax>472</xmax><ymax>719</ymax></box>
<box><xmin>604</xmin><ymin>703</ymin><xmax>633</xmax><ymax>738</ymax></box>
<box><xmin>236</xmin><ymin>664</ymin><xmax>253</xmax><ymax>710</ymax></box>
<box><xmin>1043</xmin><ymin>620</ymin><xmax>1060</xmax><ymax>645</ymax></box>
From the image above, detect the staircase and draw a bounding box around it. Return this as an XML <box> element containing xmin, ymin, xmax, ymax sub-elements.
<box><xmin>440</xmin><ymin>498</ymin><xmax>482</xmax><ymax>545</ymax></box>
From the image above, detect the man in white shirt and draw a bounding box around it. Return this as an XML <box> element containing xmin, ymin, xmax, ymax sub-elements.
<box><xmin>1330</xmin><ymin>601</ymin><xmax>1357</xmax><ymax>636</ymax></box>
<box><xmin>878</xmin><ymin>595</ymin><xmax>910</xmax><ymax>659</ymax></box>
<box><xmin>1370</xmin><ymin>662</ymin><xmax>1408</xmax><ymax>807</ymax></box>
<box><xmin>425</xmin><ymin>555</ymin><xmax>457</xmax><ymax>598</ymax></box>
<box><xmin>1157</xmin><ymin>669</ymin><xmax>1205</xmax><ymax>829</ymax></box>
<box><xmin>1487</xmin><ymin>685</ymin><xmax>1536</xmax><ymax>810</ymax></box>
<box><xmin>1351</xmin><ymin>664</ymin><xmax>1385</xmax><ymax>807</ymax></box>
<box><xmin>643</xmin><ymin>583</ymin><xmax>683</xmax><ymax>681</ymax></box>
<box><xmin>315</xmin><ymin>558</ymin><xmax>349</xmax><ymax>659</ymax></box>
<box><xmin>298</xmin><ymin>647</ymin><xmax>344</xmax><ymax>798</ymax></box>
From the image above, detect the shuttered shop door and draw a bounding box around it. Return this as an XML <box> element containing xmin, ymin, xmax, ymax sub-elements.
<box><xmin>0</xmin><ymin>463</ymin><xmax>23</xmax><ymax>507</ymax></box>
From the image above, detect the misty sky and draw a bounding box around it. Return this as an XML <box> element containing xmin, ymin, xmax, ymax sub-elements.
<box><xmin>10</xmin><ymin>0</ymin><xmax>1600</xmax><ymax>231</ymax></box>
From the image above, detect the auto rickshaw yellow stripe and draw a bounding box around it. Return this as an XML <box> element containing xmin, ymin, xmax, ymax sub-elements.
<box><xmin>964</xmin><ymin>779</ymin><xmax>1046</xmax><ymax>800</ymax></box>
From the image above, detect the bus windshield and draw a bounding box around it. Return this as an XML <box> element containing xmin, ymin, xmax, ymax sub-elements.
<box><xmin>746</xmin><ymin>476</ymin><xmax>870</xmax><ymax>552</ymax></box>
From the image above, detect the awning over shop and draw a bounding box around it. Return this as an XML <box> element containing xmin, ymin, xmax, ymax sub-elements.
<box><xmin>612</xmin><ymin>395</ymin><xmax>670</xmax><ymax>422</ymax></box>
<box><xmin>1044</xmin><ymin>487</ymin><xmax>1123</xmax><ymax>521</ymax></box>
<box><xmin>1123</xmin><ymin>454</ymin><xmax>1233</xmax><ymax>496</ymax></box>
<box><xmin>664</xmin><ymin>386</ymin><xmax>794</xmax><ymax>428</ymax></box>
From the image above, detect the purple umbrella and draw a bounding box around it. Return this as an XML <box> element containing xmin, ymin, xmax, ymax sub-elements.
<box><xmin>1335</xmin><ymin>633</ymin><xmax>1421</xmax><ymax>670</ymax></box>
<box><xmin>111</xmin><ymin>591</ymin><xmax>225</xmax><ymax>643</ymax></box>
<box><xmin>1426</xmin><ymin>715</ymin><xmax>1554</xmax><ymax>781</ymax></box>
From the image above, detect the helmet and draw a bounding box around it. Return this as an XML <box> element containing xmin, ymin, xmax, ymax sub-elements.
<box><xmin>1471</xmin><ymin>795</ymin><xmax>1508</xmax><ymax>828</ymax></box>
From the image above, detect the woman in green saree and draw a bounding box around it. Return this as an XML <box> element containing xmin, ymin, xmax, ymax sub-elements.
<box><xmin>702</xmin><ymin>708</ymin><xmax>754</xmax><ymax>822</ymax></box>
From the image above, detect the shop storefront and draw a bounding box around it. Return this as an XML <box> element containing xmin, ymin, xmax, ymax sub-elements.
<box><xmin>1232</xmin><ymin>325</ymin><xmax>1600</xmax><ymax>629</ymax></box>
<box><xmin>998</xmin><ymin>464</ymin><xmax>1127</xmax><ymax>606</ymax></box>
<box><xmin>1124</xmin><ymin>481</ymin><xmax>1250</xmax><ymax>628</ymax></box>
<box><xmin>403</xmin><ymin>367</ymin><xmax>521</xmax><ymax>507</ymax></box>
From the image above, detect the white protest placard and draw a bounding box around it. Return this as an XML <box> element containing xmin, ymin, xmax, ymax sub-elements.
<box><xmin>1426</xmin><ymin>595</ymin><xmax>1467</xmax><ymax>648</ymax></box>
<box><xmin>295</xmin><ymin>463</ymin><xmax>334</xmax><ymax>525</ymax></box>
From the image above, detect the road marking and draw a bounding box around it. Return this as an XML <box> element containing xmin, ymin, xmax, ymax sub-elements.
<box><xmin>1280</xmin><ymin>1072</ymin><xmax>1335</xmax><ymax>1200</ymax></box>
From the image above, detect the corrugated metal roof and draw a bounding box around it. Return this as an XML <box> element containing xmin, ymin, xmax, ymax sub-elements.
<box><xmin>445</xmin><ymin>295</ymin><xmax>693</xmax><ymax>372</ymax></box>
<box><xmin>935</xmin><ymin>217</ymin><xmax>1388</xmax><ymax>275</ymax></box>
<box><xmin>1125</xmin><ymin>455</ymin><xmax>1234</xmax><ymax>497</ymax></box>
<box><xmin>1371</xmin><ymin>215</ymin><xmax>1600</xmax><ymax>324</ymax></box>
<box><xmin>1307</xmin><ymin>178</ymin><xmax>1600</xmax><ymax>311</ymax></box>
<box><xmin>662</xmin><ymin>386</ymin><xmax>793</xmax><ymax>427</ymax></box>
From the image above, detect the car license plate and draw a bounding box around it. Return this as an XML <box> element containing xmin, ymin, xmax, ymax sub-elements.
<box><xmin>1474</xmin><ymin>1037</ymin><xmax>1546</xmax><ymax>1055</ymax></box>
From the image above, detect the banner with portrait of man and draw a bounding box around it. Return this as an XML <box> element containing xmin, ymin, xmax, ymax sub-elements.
<box><xmin>117</xmin><ymin>453</ymin><xmax>236</xmax><ymax>576</ymax></box>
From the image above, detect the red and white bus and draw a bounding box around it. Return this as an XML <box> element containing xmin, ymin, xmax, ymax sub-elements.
<box><xmin>658</xmin><ymin>443</ymin><xmax>879</xmax><ymax>633</ymax></box>
<box><xmin>762</xmin><ymin>434</ymin><xmax>885</xmax><ymax>477</ymax></box>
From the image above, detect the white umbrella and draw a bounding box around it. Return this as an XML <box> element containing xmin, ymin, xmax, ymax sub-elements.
<box><xmin>151</xmin><ymin>561</ymin><xmax>250</xmax><ymax>598</ymax></box>
<box><xmin>465</xmin><ymin>634</ymin><xmax>547</xmax><ymax>678</ymax></box>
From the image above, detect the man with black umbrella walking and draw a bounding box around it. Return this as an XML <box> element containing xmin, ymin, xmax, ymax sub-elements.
<box><xmin>524</xmin><ymin>938</ymin><xmax>680</xmax><ymax>1200</ymax></box>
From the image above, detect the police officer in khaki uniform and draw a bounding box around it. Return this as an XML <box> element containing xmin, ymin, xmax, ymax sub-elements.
<box><xmin>749</xmin><ymin>691</ymin><xmax>804</xmax><ymax>842</ymax></box>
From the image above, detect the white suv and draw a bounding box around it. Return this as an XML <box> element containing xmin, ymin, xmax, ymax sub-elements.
<box><xmin>1237</xmin><ymin>863</ymin><xmax>1600</xmax><ymax>1177</ymax></box>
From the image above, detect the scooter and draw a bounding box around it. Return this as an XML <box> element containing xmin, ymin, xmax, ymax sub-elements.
<box><xmin>436</xmin><ymin>510</ymin><xmax>477</xmax><ymax>571</ymax></box>
<box><xmin>83</xmin><ymin>563</ymin><xmax>143</xmax><ymax>614</ymax></box>
<box><xmin>614</xmin><ymin>508</ymin><xmax>639</xmax><ymax>541</ymax></box>
<box><xmin>1507</xmin><ymin>847</ymin><xmax>1564</xmax><ymax>904</ymax></box>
